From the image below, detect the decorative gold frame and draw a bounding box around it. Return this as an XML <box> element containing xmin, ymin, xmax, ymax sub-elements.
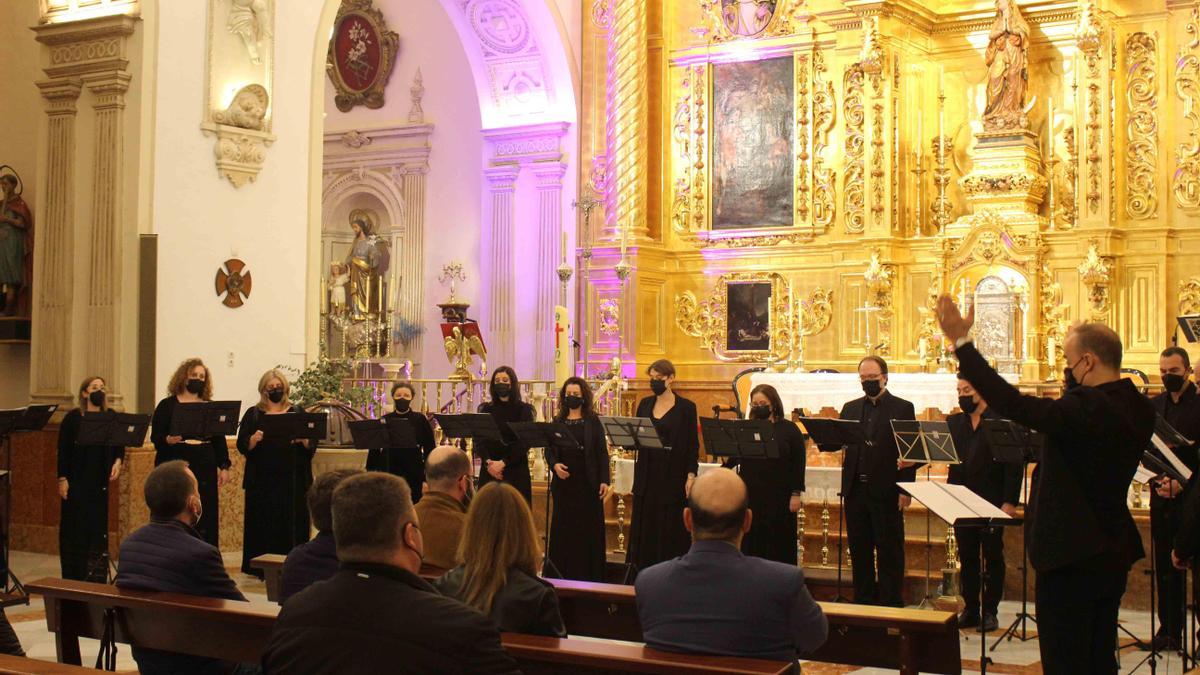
<box><xmin>675</xmin><ymin>272</ymin><xmax>792</xmax><ymax>364</ymax></box>
<box><xmin>326</xmin><ymin>0</ymin><xmax>400</xmax><ymax>112</ymax></box>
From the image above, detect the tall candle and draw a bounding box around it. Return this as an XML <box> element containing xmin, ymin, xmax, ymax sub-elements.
<box><xmin>561</xmin><ymin>231</ymin><xmax>567</xmax><ymax>263</ymax></box>
<box><xmin>938</xmin><ymin>106</ymin><xmax>945</xmax><ymax>164</ymax></box>
<box><xmin>1047</xmin><ymin>97</ymin><xmax>1054</xmax><ymax>156</ymax></box>
<box><xmin>916</xmin><ymin>116</ymin><xmax>922</xmax><ymax>162</ymax></box>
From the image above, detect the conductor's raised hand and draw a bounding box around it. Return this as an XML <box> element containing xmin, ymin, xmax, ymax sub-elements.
<box><xmin>935</xmin><ymin>294</ymin><xmax>974</xmax><ymax>344</ymax></box>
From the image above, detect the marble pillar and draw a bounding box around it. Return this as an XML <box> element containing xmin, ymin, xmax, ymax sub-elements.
<box><xmin>484</xmin><ymin>165</ymin><xmax>519</xmax><ymax>369</ymax></box>
<box><xmin>533</xmin><ymin>163</ymin><xmax>567</xmax><ymax>380</ymax></box>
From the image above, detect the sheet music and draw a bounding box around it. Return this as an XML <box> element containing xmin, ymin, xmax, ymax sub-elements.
<box><xmin>1152</xmin><ymin>434</ymin><xmax>1194</xmax><ymax>481</ymax></box>
<box><xmin>898</xmin><ymin>481</ymin><xmax>1014</xmax><ymax>523</ymax></box>
<box><xmin>1134</xmin><ymin>465</ymin><xmax>1158</xmax><ymax>485</ymax></box>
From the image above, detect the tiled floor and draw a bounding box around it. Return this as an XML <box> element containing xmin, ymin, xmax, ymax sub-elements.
<box><xmin>2</xmin><ymin>550</ymin><xmax>1192</xmax><ymax>673</ymax></box>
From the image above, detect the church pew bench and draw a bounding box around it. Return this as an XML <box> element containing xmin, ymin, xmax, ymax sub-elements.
<box><xmin>0</xmin><ymin>654</ymin><xmax>112</xmax><ymax>674</ymax></box>
<box><xmin>544</xmin><ymin>578</ymin><xmax>961</xmax><ymax>675</ymax></box>
<box><xmin>250</xmin><ymin>554</ymin><xmax>446</xmax><ymax>602</ymax></box>
<box><xmin>26</xmin><ymin>578</ymin><xmax>792</xmax><ymax>674</ymax></box>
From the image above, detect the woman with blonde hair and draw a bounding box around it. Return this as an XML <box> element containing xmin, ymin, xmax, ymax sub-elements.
<box><xmin>435</xmin><ymin>483</ymin><xmax>565</xmax><ymax>637</ymax></box>
<box><xmin>56</xmin><ymin>376</ymin><xmax>124</xmax><ymax>580</ymax></box>
<box><xmin>236</xmin><ymin>368</ymin><xmax>315</xmax><ymax>575</ymax></box>
<box><xmin>150</xmin><ymin>358</ymin><xmax>231</xmax><ymax>547</ymax></box>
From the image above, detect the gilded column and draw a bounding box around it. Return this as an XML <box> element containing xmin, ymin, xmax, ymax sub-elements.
<box><xmin>604</xmin><ymin>0</ymin><xmax>648</xmax><ymax>242</ymax></box>
<box><xmin>533</xmin><ymin>163</ymin><xmax>567</xmax><ymax>380</ymax></box>
<box><xmin>400</xmin><ymin>168</ymin><xmax>427</xmax><ymax>363</ymax></box>
<box><xmin>485</xmin><ymin>165</ymin><xmax>520</xmax><ymax>368</ymax></box>
<box><xmin>82</xmin><ymin>72</ymin><xmax>132</xmax><ymax>405</ymax></box>
<box><xmin>32</xmin><ymin>79</ymin><xmax>83</xmax><ymax>402</ymax></box>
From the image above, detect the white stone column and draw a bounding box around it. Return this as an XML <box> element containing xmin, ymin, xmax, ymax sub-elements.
<box><xmin>31</xmin><ymin>79</ymin><xmax>82</xmax><ymax>403</ymax></box>
<box><xmin>398</xmin><ymin>168</ymin><xmax>427</xmax><ymax>363</ymax></box>
<box><xmin>484</xmin><ymin>165</ymin><xmax>520</xmax><ymax>369</ymax></box>
<box><xmin>532</xmin><ymin>162</ymin><xmax>567</xmax><ymax>380</ymax></box>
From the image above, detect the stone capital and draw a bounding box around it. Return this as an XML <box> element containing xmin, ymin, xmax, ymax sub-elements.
<box><xmin>36</xmin><ymin>78</ymin><xmax>84</xmax><ymax>116</ymax></box>
<box><xmin>484</xmin><ymin>121</ymin><xmax>569</xmax><ymax>166</ymax></box>
<box><xmin>531</xmin><ymin>161</ymin><xmax>568</xmax><ymax>189</ymax></box>
<box><xmin>82</xmin><ymin>71</ymin><xmax>132</xmax><ymax>110</ymax></box>
<box><xmin>484</xmin><ymin>165</ymin><xmax>520</xmax><ymax>191</ymax></box>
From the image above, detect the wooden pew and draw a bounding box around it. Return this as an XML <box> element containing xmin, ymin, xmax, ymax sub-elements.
<box><xmin>0</xmin><ymin>654</ymin><xmax>110</xmax><ymax>674</ymax></box>
<box><xmin>544</xmin><ymin>578</ymin><xmax>961</xmax><ymax>675</ymax></box>
<box><xmin>27</xmin><ymin>578</ymin><xmax>792</xmax><ymax>674</ymax></box>
<box><xmin>251</xmin><ymin>553</ymin><xmax>448</xmax><ymax>602</ymax></box>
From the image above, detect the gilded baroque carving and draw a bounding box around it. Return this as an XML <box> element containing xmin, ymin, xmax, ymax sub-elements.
<box><xmin>695</xmin><ymin>230</ymin><xmax>815</xmax><ymax>249</ymax></box>
<box><xmin>1075</xmin><ymin>0</ymin><xmax>1103</xmax><ymax>75</ymax></box>
<box><xmin>1086</xmin><ymin>82</ymin><xmax>1102</xmax><ymax>213</ymax></box>
<box><xmin>674</xmin><ymin>272</ymin><xmax>793</xmax><ymax>365</ymax></box>
<box><xmin>1175</xmin><ymin>6</ymin><xmax>1200</xmax><ymax>210</ymax></box>
<box><xmin>946</xmin><ymin>210</ymin><xmax>1042</xmax><ymax>274</ymax></box>
<box><xmin>691</xmin><ymin>64</ymin><xmax>708</xmax><ymax>233</ymax></box>
<box><xmin>863</xmin><ymin>249</ymin><xmax>894</xmax><ymax>356</ymax></box>
<box><xmin>1060</xmin><ymin>126</ymin><xmax>1078</xmax><ymax>228</ymax></box>
<box><xmin>796</xmin><ymin>53</ymin><xmax>811</xmax><ymax>223</ymax></box>
<box><xmin>812</xmin><ymin>50</ymin><xmax>835</xmax><ymax>231</ymax></box>
<box><xmin>1180</xmin><ymin>277</ymin><xmax>1200</xmax><ymax>315</ymax></box>
<box><xmin>1078</xmin><ymin>240</ymin><xmax>1114</xmax><ymax>320</ymax></box>
<box><xmin>599</xmin><ymin>298</ymin><xmax>620</xmax><ymax>336</ymax></box>
<box><xmin>1124</xmin><ymin>33</ymin><xmax>1158</xmax><ymax>220</ymax></box>
<box><xmin>1040</xmin><ymin>263</ymin><xmax>1070</xmax><ymax>373</ymax></box>
<box><xmin>671</xmin><ymin>66</ymin><xmax>694</xmax><ymax>234</ymax></box>
<box><xmin>843</xmin><ymin>64</ymin><xmax>866</xmax><ymax>234</ymax></box>
<box><xmin>695</xmin><ymin>0</ymin><xmax>808</xmax><ymax>43</ymax></box>
<box><xmin>592</xmin><ymin>0</ymin><xmax>614</xmax><ymax>30</ymax></box>
<box><xmin>605</xmin><ymin>0</ymin><xmax>649</xmax><ymax>240</ymax></box>
<box><xmin>960</xmin><ymin>173</ymin><xmax>1048</xmax><ymax>200</ymax></box>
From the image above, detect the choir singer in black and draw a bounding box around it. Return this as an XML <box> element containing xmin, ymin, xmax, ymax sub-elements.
<box><xmin>57</xmin><ymin>376</ymin><xmax>124</xmax><ymax>581</ymax></box>
<box><xmin>1149</xmin><ymin>346</ymin><xmax>1200</xmax><ymax>650</ymax></box>
<box><xmin>947</xmin><ymin>374</ymin><xmax>1021</xmax><ymax>632</ymax></box>
<box><xmin>545</xmin><ymin>376</ymin><xmax>610</xmax><ymax>582</ymax></box>
<box><xmin>151</xmin><ymin>358</ymin><xmax>231</xmax><ymax>547</ymax></box>
<box><xmin>476</xmin><ymin>366</ymin><xmax>536</xmax><ymax>505</ymax></box>
<box><xmin>724</xmin><ymin>383</ymin><xmax>806</xmax><ymax>565</ymax></box>
<box><xmin>938</xmin><ymin>295</ymin><xmax>1154</xmax><ymax>674</ymax></box>
<box><xmin>627</xmin><ymin>359</ymin><xmax>699</xmax><ymax>575</ymax></box>
<box><xmin>236</xmin><ymin>369</ymin><xmax>315</xmax><ymax>576</ymax></box>
<box><xmin>837</xmin><ymin>355</ymin><xmax>917</xmax><ymax>607</ymax></box>
<box><xmin>366</xmin><ymin>382</ymin><xmax>435</xmax><ymax>502</ymax></box>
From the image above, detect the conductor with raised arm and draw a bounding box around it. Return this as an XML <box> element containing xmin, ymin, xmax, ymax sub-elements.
<box><xmin>937</xmin><ymin>295</ymin><xmax>1154</xmax><ymax>674</ymax></box>
<box><xmin>838</xmin><ymin>356</ymin><xmax>917</xmax><ymax>607</ymax></box>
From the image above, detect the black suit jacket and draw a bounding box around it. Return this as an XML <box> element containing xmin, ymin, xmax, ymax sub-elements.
<box><xmin>946</xmin><ymin>409</ymin><xmax>1023</xmax><ymax>507</ymax></box>
<box><xmin>1149</xmin><ymin>384</ymin><xmax>1200</xmax><ymax>514</ymax></box>
<box><xmin>263</xmin><ymin>562</ymin><xmax>519</xmax><ymax>674</ymax></box>
<box><xmin>956</xmin><ymin>341</ymin><xmax>1155</xmax><ymax>572</ymax></box>
<box><xmin>838</xmin><ymin>391</ymin><xmax>918</xmax><ymax>500</ymax></box>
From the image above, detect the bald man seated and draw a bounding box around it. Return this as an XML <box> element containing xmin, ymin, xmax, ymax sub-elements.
<box><xmin>412</xmin><ymin>446</ymin><xmax>473</xmax><ymax>570</ymax></box>
<box><xmin>635</xmin><ymin>468</ymin><xmax>827</xmax><ymax>670</ymax></box>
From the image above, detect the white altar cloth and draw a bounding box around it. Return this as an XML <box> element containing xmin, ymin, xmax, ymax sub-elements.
<box><xmin>748</xmin><ymin>371</ymin><xmax>1018</xmax><ymax>416</ymax></box>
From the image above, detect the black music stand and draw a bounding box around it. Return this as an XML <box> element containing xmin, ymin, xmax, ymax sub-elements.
<box><xmin>435</xmin><ymin>413</ymin><xmax>503</xmax><ymax>478</ymax></box>
<box><xmin>700</xmin><ymin>418</ymin><xmax>781</xmax><ymax>460</ymax></box>
<box><xmin>892</xmin><ymin>420</ymin><xmax>959</xmax><ymax>610</ymax></box>
<box><xmin>509</xmin><ymin>421</ymin><xmax>581</xmax><ymax>580</ymax></box>
<box><xmin>255</xmin><ymin>412</ymin><xmax>326</xmax><ymax>549</ymax></box>
<box><xmin>598</xmin><ymin>416</ymin><xmax>666</xmax><ymax>584</ymax></box>
<box><xmin>349</xmin><ymin>418</ymin><xmax>418</xmax><ymax>476</ymax></box>
<box><xmin>168</xmin><ymin>401</ymin><xmax>241</xmax><ymax>438</ymax></box>
<box><xmin>0</xmin><ymin>403</ymin><xmax>58</xmax><ymax>603</ymax></box>
<box><xmin>1176</xmin><ymin>315</ymin><xmax>1200</xmax><ymax>345</ymax></box>
<box><xmin>75</xmin><ymin>412</ymin><xmax>150</xmax><ymax>582</ymax></box>
<box><xmin>982</xmin><ymin>419</ymin><xmax>1043</xmax><ymax>652</ymax></box>
<box><xmin>901</xmin><ymin>480</ymin><xmax>1020</xmax><ymax>675</ymax></box>
<box><xmin>801</xmin><ymin>417</ymin><xmax>867</xmax><ymax>603</ymax></box>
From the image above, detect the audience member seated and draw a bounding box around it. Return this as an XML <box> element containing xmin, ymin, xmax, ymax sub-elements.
<box><xmin>279</xmin><ymin>468</ymin><xmax>360</xmax><ymax>603</ymax></box>
<box><xmin>115</xmin><ymin>460</ymin><xmax>247</xmax><ymax>675</ymax></box>
<box><xmin>436</xmin><ymin>482</ymin><xmax>566</xmax><ymax>637</ymax></box>
<box><xmin>635</xmin><ymin>468</ymin><xmax>827</xmax><ymax>671</ymax></box>
<box><xmin>412</xmin><ymin>446</ymin><xmax>472</xmax><ymax>570</ymax></box>
<box><xmin>262</xmin><ymin>472</ymin><xmax>519</xmax><ymax>673</ymax></box>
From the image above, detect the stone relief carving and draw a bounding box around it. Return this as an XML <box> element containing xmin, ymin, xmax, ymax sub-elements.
<box><xmin>227</xmin><ymin>0</ymin><xmax>272</xmax><ymax>65</ymax></box>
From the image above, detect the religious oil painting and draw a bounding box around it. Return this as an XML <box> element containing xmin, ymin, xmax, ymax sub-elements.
<box><xmin>726</xmin><ymin>281</ymin><xmax>772</xmax><ymax>352</ymax></box>
<box><xmin>712</xmin><ymin>56</ymin><xmax>794</xmax><ymax>230</ymax></box>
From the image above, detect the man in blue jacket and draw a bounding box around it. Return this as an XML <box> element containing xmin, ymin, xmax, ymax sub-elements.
<box><xmin>116</xmin><ymin>460</ymin><xmax>246</xmax><ymax>674</ymax></box>
<box><xmin>635</xmin><ymin>468</ymin><xmax>827</xmax><ymax>671</ymax></box>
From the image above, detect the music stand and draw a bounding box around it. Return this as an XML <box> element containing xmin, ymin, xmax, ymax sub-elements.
<box><xmin>699</xmin><ymin>418</ymin><xmax>781</xmax><ymax>460</ymax></box>
<box><xmin>255</xmin><ymin>412</ymin><xmax>326</xmax><ymax>549</ymax></box>
<box><xmin>75</xmin><ymin>411</ymin><xmax>150</xmax><ymax>582</ymax></box>
<box><xmin>0</xmin><ymin>403</ymin><xmax>58</xmax><ymax>603</ymax></box>
<box><xmin>1176</xmin><ymin>315</ymin><xmax>1200</xmax><ymax>344</ymax></box>
<box><xmin>168</xmin><ymin>401</ymin><xmax>241</xmax><ymax>439</ymax></box>
<box><xmin>900</xmin><ymin>480</ymin><xmax>1020</xmax><ymax>675</ymax></box>
<box><xmin>349</xmin><ymin>418</ymin><xmax>419</xmax><ymax>475</ymax></box>
<box><xmin>801</xmin><ymin>417</ymin><xmax>867</xmax><ymax>603</ymax></box>
<box><xmin>981</xmin><ymin>418</ymin><xmax>1042</xmax><ymax>651</ymax></box>
<box><xmin>598</xmin><ymin>416</ymin><xmax>666</xmax><ymax>583</ymax></box>
<box><xmin>16</xmin><ymin>405</ymin><xmax>57</xmax><ymax>432</ymax></box>
<box><xmin>508</xmin><ymin>421</ymin><xmax>582</xmax><ymax>580</ymax></box>
<box><xmin>891</xmin><ymin>420</ymin><xmax>959</xmax><ymax>610</ymax></box>
<box><xmin>435</xmin><ymin>414</ymin><xmax>503</xmax><ymax>478</ymax></box>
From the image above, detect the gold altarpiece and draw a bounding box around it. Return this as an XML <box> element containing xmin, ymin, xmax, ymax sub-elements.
<box><xmin>578</xmin><ymin>0</ymin><xmax>1200</xmax><ymax>384</ymax></box>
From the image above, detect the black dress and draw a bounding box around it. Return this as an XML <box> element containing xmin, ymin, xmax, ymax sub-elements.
<box><xmin>726</xmin><ymin>419</ymin><xmax>806</xmax><ymax>565</ymax></box>
<box><xmin>150</xmin><ymin>396</ymin><xmax>231</xmax><ymax>548</ymax></box>
<box><xmin>56</xmin><ymin>409</ymin><xmax>125</xmax><ymax>581</ymax></box>
<box><xmin>627</xmin><ymin>395</ymin><xmax>699</xmax><ymax>573</ymax></box>
<box><xmin>545</xmin><ymin>417</ymin><xmax>610</xmax><ymax>581</ymax></box>
<box><xmin>236</xmin><ymin>406</ymin><xmax>316</xmax><ymax>575</ymax></box>
<box><xmin>475</xmin><ymin>400</ymin><xmax>536</xmax><ymax>504</ymax></box>
<box><xmin>366</xmin><ymin>410</ymin><xmax>436</xmax><ymax>502</ymax></box>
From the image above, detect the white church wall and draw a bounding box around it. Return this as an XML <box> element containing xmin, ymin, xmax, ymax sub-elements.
<box><xmin>152</xmin><ymin>0</ymin><xmax>325</xmax><ymax>409</ymax></box>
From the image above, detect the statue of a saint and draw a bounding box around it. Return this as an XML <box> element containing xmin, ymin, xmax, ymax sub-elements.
<box><xmin>983</xmin><ymin>0</ymin><xmax>1031</xmax><ymax>132</ymax></box>
<box><xmin>0</xmin><ymin>170</ymin><xmax>32</xmax><ymax>317</ymax></box>
<box><xmin>228</xmin><ymin>0</ymin><xmax>272</xmax><ymax>66</ymax></box>
<box><xmin>343</xmin><ymin>209</ymin><xmax>390</xmax><ymax>320</ymax></box>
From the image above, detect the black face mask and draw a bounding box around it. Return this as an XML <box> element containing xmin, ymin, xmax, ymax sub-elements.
<box><xmin>185</xmin><ymin>378</ymin><xmax>205</xmax><ymax>395</ymax></box>
<box><xmin>267</xmin><ymin>389</ymin><xmax>284</xmax><ymax>404</ymax></box>
<box><xmin>563</xmin><ymin>395</ymin><xmax>584</xmax><ymax>410</ymax></box>
<box><xmin>649</xmin><ymin>379</ymin><xmax>668</xmax><ymax>396</ymax></box>
<box><xmin>861</xmin><ymin>379</ymin><xmax>882</xmax><ymax>398</ymax></box>
<box><xmin>491</xmin><ymin>383</ymin><xmax>512</xmax><ymax>399</ymax></box>
<box><xmin>393</xmin><ymin>398</ymin><xmax>411</xmax><ymax>413</ymax></box>
<box><xmin>1164</xmin><ymin>373</ymin><xmax>1188</xmax><ymax>393</ymax></box>
<box><xmin>1063</xmin><ymin>364</ymin><xmax>1081</xmax><ymax>391</ymax></box>
<box><xmin>958</xmin><ymin>395</ymin><xmax>978</xmax><ymax>414</ymax></box>
<box><xmin>88</xmin><ymin>390</ymin><xmax>105</xmax><ymax>407</ymax></box>
<box><xmin>750</xmin><ymin>404</ymin><xmax>772</xmax><ymax>420</ymax></box>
